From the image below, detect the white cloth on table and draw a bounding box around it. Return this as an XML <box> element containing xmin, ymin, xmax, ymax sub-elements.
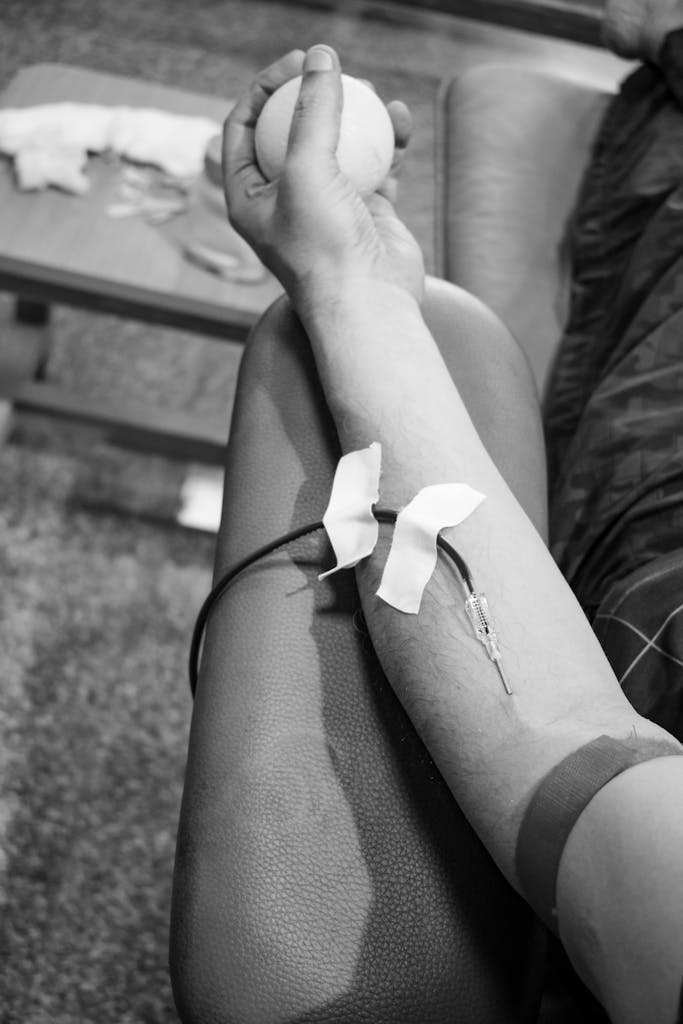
<box><xmin>0</xmin><ymin>102</ymin><xmax>224</xmax><ymax>192</ymax></box>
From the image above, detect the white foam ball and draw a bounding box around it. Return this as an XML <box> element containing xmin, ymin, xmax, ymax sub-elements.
<box><xmin>254</xmin><ymin>73</ymin><xmax>395</xmax><ymax>197</ymax></box>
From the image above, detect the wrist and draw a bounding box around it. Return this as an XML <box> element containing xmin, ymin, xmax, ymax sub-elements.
<box><xmin>293</xmin><ymin>274</ymin><xmax>423</xmax><ymax>330</ymax></box>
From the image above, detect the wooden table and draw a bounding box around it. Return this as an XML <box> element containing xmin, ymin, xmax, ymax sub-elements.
<box><xmin>0</xmin><ymin>63</ymin><xmax>282</xmax><ymax>463</ymax></box>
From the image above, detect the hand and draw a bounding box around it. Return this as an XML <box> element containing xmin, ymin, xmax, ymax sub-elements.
<box><xmin>222</xmin><ymin>45</ymin><xmax>425</xmax><ymax>312</ymax></box>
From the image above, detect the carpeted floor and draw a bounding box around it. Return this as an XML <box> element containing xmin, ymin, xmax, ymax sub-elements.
<box><xmin>0</xmin><ymin>2</ymin><xmax>626</xmax><ymax>1021</ymax></box>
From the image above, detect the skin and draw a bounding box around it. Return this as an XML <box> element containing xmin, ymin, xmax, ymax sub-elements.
<box><xmin>222</xmin><ymin>45</ymin><xmax>683</xmax><ymax>1024</ymax></box>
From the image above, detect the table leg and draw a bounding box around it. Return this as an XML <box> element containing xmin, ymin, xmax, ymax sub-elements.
<box><xmin>12</xmin><ymin>298</ymin><xmax>51</xmax><ymax>379</ymax></box>
<box><xmin>15</xmin><ymin>298</ymin><xmax>50</xmax><ymax>326</ymax></box>
<box><xmin>0</xmin><ymin>400</ymin><xmax>13</xmax><ymax>446</ymax></box>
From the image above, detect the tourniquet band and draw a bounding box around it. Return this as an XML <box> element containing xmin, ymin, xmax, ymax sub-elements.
<box><xmin>515</xmin><ymin>733</ymin><xmax>683</xmax><ymax>933</ymax></box>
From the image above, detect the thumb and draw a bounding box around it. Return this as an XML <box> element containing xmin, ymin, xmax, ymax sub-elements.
<box><xmin>287</xmin><ymin>45</ymin><xmax>342</xmax><ymax>165</ymax></box>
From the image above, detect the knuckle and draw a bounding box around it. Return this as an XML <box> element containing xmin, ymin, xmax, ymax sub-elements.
<box><xmin>290</xmin><ymin>96</ymin><xmax>311</xmax><ymax>127</ymax></box>
<box><xmin>292</xmin><ymin>82</ymin><xmax>325</xmax><ymax>121</ymax></box>
<box><xmin>248</xmin><ymin>79</ymin><xmax>269</xmax><ymax>108</ymax></box>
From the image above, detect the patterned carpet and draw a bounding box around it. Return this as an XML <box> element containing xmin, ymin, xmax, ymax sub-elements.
<box><xmin>0</xmin><ymin>2</ymin><xmax>445</xmax><ymax>1021</ymax></box>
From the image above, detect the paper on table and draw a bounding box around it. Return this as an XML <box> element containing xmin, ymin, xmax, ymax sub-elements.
<box><xmin>107</xmin><ymin>107</ymin><xmax>225</xmax><ymax>178</ymax></box>
<box><xmin>0</xmin><ymin>103</ymin><xmax>114</xmax><ymax>155</ymax></box>
<box><xmin>0</xmin><ymin>102</ymin><xmax>226</xmax><ymax>191</ymax></box>
<box><xmin>376</xmin><ymin>483</ymin><xmax>485</xmax><ymax>613</ymax></box>
<box><xmin>319</xmin><ymin>442</ymin><xmax>382</xmax><ymax>580</ymax></box>
<box><xmin>14</xmin><ymin>141</ymin><xmax>90</xmax><ymax>194</ymax></box>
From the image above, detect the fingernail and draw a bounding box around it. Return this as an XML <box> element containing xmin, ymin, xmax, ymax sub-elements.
<box><xmin>304</xmin><ymin>46</ymin><xmax>334</xmax><ymax>72</ymax></box>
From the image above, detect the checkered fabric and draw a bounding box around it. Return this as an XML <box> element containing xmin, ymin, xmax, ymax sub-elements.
<box><xmin>545</xmin><ymin>30</ymin><xmax>683</xmax><ymax>742</ymax></box>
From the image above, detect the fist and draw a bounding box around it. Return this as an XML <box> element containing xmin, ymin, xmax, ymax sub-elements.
<box><xmin>254</xmin><ymin>73</ymin><xmax>395</xmax><ymax>197</ymax></box>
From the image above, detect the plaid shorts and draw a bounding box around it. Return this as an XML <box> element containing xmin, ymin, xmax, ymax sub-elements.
<box><xmin>544</xmin><ymin>31</ymin><xmax>683</xmax><ymax>742</ymax></box>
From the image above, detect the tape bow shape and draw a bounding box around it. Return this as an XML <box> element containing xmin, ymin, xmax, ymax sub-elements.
<box><xmin>320</xmin><ymin>444</ymin><xmax>485</xmax><ymax>613</ymax></box>
<box><xmin>376</xmin><ymin>483</ymin><xmax>485</xmax><ymax>613</ymax></box>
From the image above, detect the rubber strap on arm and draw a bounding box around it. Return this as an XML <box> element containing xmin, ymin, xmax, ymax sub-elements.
<box><xmin>515</xmin><ymin>733</ymin><xmax>683</xmax><ymax>934</ymax></box>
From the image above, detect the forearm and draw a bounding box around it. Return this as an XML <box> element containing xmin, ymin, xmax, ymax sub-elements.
<box><xmin>298</xmin><ymin>280</ymin><xmax>672</xmax><ymax>881</ymax></box>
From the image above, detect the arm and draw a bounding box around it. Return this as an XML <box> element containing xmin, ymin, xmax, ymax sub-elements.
<box><xmin>297</xmin><ymin>277</ymin><xmax>670</xmax><ymax>849</ymax></box>
<box><xmin>557</xmin><ymin>756</ymin><xmax>683</xmax><ymax>1024</ymax></box>
<box><xmin>298</xmin><ymin>287</ymin><xmax>683</xmax><ymax>1024</ymax></box>
<box><xmin>224</xmin><ymin>45</ymin><xmax>683</xmax><ymax>1022</ymax></box>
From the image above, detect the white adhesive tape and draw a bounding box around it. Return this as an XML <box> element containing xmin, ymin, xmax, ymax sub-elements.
<box><xmin>376</xmin><ymin>483</ymin><xmax>485</xmax><ymax>613</ymax></box>
<box><xmin>319</xmin><ymin>442</ymin><xmax>382</xmax><ymax>580</ymax></box>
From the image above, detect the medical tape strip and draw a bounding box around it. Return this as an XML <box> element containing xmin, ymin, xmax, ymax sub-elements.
<box><xmin>376</xmin><ymin>483</ymin><xmax>485</xmax><ymax>614</ymax></box>
<box><xmin>515</xmin><ymin>733</ymin><xmax>683</xmax><ymax>934</ymax></box>
<box><xmin>319</xmin><ymin>442</ymin><xmax>382</xmax><ymax>580</ymax></box>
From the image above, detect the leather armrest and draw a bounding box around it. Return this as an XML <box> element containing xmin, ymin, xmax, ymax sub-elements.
<box><xmin>435</xmin><ymin>64</ymin><xmax>612</xmax><ymax>394</ymax></box>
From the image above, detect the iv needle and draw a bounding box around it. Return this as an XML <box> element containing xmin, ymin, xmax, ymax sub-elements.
<box><xmin>495</xmin><ymin>659</ymin><xmax>513</xmax><ymax>696</ymax></box>
<box><xmin>464</xmin><ymin>591</ymin><xmax>513</xmax><ymax>697</ymax></box>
